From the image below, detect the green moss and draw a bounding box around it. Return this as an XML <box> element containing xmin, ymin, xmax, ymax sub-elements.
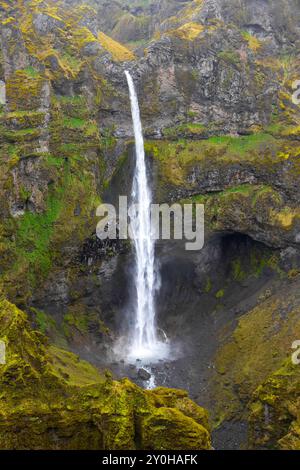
<box><xmin>62</xmin><ymin>116</ymin><xmax>86</xmax><ymax>129</ymax></box>
<box><xmin>163</xmin><ymin>123</ymin><xmax>207</xmax><ymax>139</ymax></box>
<box><xmin>182</xmin><ymin>182</ymin><xmax>295</xmax><ymax>240</ymax></box>
<box><xmin>144</xmin><ymin>141</ymin><xmax>159</xmax><ymax>158</ymax></box>
<box><xmin>48</xmin><ymin>345</ymin><xmax>104</xmax><ymax>387</ymax></box>
<box><xmin>0</xmin><ymin>299</ymin><xmax>211</xmax><ymax>450</ymax></box>
<box><xmin>1</xmin><ymin>144</ymin><xmax>101</xmax><ymax>297</ymax></box>
<box><xmin>206</xmin><ymin>133</ymin><xmax>275</xmax><ymax>155</ymax></box>
<box><xmin>98</xmin><ymin>31</ymin><xmax>135</xmax><ymax>61</ymax></box>
<box><xmin>0</xmin><ymin>110</ymin><xmax>45</xmax><ymax>129</ymax></box>
<box><xmin>23</xmin><ymin>66</ymin><xmax>40</xmax><ymax>78</ymax></box>
<box><xmin>218</xmin><ymin>49</ymin><xmax>241</xmax><ymax>66</ymax></box>
<box><xmin>59</xmin><ymin>142</ymin><xmax>80</xmax><ymax>153</ymax></box>
<box><xmin>249</xmin><ymin>360</ymin><xmax>300</xmax><ymax>449</ymax></box>
<box><xmin>241</xmin><ymin>31</ymin><xmax>261</xmax><ymax>52</ymax></box>
<box><xmin>6</xmin><ymin>70</ymin><xmax>44</xmax><ymax>112</ymax></box>
<box><xmin>43</xmin><ymin>154</ymin><xmax>66</xmax><ymax>169</ymax></box>
<box><xmin>52</xmin><ymin>94</ymin><xmax>91</xmax><ymax>121</ymax></box>
<box><xmin>204</xmin><ymin>277</ymin><xmax>212</xmax><ymax>293</ymax></box>
<box><xmin>211</xmin><ymin>286</ymin><xmax>300</xmax><ymax>429</ymax></box>
<box><xmin>216</xmin><ymin>289</ymin><xmax>225</xmax><ymax>299</ymax></box>
<box><xmin>148</xmin><ymin>133</ymin><xmax>280</xmax><ymax>188</ymax></box>
<box><xmin>100</xmin><ymin>127</ymin><xmax>117</xmax><ymax>151</ymax></box>
<box><xmin>61</xmin><ymin>52</ymin><xmax>83</xmax><ymax>75</ymax></box>
<box><xmin>55</xmin><ymin>95</ymin><xmax>85</xmax><ymax>106</ymax></box>
<box><xmin>30</xmin><ymin>307</ymin><xmax>57</xmax><ymax>335</ymax></box>
<box><xmin>3</xmin><ymin>127</ymin><xmax>41</xmax><ymax>142</ymax></box>
<box><xmin>15</xmin><ymin>186</ymin><xmax>65</xmax><ymax>282</ymax></box>
<box><xmin>231</xmin><ymin>258</ymin><xmax>246</xmax><ymax>281</ymax></box>
<box><xmin>140</xmin><ymin>407</ymin><xmax>210</xmax><ymax>450</ymax></box>
<box><xmin>63</xmin><ymin>309</ymin><xmax>89</xmax><ymax>338</ymax></box>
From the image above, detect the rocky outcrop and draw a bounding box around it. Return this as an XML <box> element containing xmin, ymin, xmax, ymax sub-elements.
<box><xmin>74</xmin><ymin>0</ymin><xmax>189</xmax><ymax>45</ymax></box>
<box><xmin>0</xmin><ymin>298</ymin><xmax>211</xmax><ymax>449</ymax></box>
<box><xmin>210</xmin><ymin>275</ymin><xmax>300</xmax><ymax>449</ymax></box>
<box><xmin>249</xmin><ymin>360</ymin><xmax>300</xmax><ymax>450</ymax></box>
<box><xmin>90</xmin><ymin>1</ymin><xmax>300</xmax><ymax>138</ymax></box>
<box><xmin>98</xmin><ymin>26</ymin><xmax>280</xmax><ymax>137</ymax></box>
<box><xmin>142</xmin><ymin>137</ymin><xmax>300</xmax><ymax>249</ymax></box>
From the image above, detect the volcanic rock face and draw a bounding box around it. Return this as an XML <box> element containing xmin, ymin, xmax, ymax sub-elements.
<box><xmin>0</xmin><ymin>0</ymin><xmax>300</xmax><ymax>450</ymax></box>
<box><xmin>0</xmin><ymin>299</ymin><xmax>211</xmax><ymax>450</ymax></box>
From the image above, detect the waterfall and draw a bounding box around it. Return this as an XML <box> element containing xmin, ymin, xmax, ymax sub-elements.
<box><xmin>125</xmin><ymin>70</ymin><xmax>169</xmax><ymax>363</ymax></box>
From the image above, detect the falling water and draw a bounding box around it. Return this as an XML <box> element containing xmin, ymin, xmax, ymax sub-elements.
<box><xmin>125</xmin><ymin>71</ymin><xmax>169</xmax><ymax>363</ymax></box>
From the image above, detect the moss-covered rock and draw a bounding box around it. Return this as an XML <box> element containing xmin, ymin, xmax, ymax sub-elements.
<box><xmin>249</xmin><ymin>360</ymin><xmax>300</xmax><ymax>450</ymax></box>
<box><xmin>209</xmin><ymin>276</ymin><xmax>300</xmax><ymax>446</ymax></box>
<box><xmin>142</xmin><ymin>135</ymin><xmax>300</xmax><ymax>248</ymax></box>
<box><xmin>0</xmin><ymin>1</ymin><xmax>117</xmax><ymax>302</ymax></box>
<box><xmin>0</xmin><ymin>298</ymin><xmax>211</xmax><ymax>449</ymax></box>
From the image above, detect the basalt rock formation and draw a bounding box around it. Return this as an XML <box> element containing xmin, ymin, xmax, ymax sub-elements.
<box><xmin>0</xmin><ymin>0</ymin><xmax>300</xmax><ymax>450</ymax></box>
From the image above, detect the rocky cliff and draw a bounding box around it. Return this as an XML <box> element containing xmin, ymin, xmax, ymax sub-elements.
<box><xmin>0</xmin><ymin>0</ymin><xmax>300</xmax><ymax>450</ymax></box>
<box><xmin>0</xmin><ymin>298</ymin><xmax>211</xmax><ymax>449</ymax></box>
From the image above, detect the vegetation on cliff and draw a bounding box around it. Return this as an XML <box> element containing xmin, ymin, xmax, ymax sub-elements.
<box><xmin>0</xmin><ymin>0</ymin><xmax>300</xmax><ymax>451</ymax></box>
<box><xmin>211</xmin><ymin>278</ymin><xmax>300</xmax><ymax>449</ymax></box>
<box><xmin>0</xmin><ymin>298</ymin><xmax>211</xmax><ymax>449</ymax></box>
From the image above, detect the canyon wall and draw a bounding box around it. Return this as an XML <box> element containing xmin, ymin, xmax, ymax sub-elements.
<box><xmin>0</xmin><ymin>0</ymin><xmax>300</xmax><ymax>449</ymax></box>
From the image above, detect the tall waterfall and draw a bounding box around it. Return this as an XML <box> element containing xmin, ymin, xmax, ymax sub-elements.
<box><xmin>125</xmin><ymin>71</ymin><xmax>169</xmax><ymax>362</ymax></box>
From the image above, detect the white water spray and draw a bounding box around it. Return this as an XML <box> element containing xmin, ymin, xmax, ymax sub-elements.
<box><xmin>125</xmin><ymin>71</ymin><xmax>169</xmax><ymax>363</ymax></box>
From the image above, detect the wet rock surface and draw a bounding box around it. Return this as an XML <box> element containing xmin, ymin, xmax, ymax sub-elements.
<box><xmin>137</xmin><ymin>368</ymin><xmax>152</xmax><ymax>381</ymax></box>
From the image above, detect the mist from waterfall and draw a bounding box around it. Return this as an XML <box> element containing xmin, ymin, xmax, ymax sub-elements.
<box><xmin>125</xmin><ymin>70</ymin><xmax>169</xmax><ymax>363</ymax></box>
